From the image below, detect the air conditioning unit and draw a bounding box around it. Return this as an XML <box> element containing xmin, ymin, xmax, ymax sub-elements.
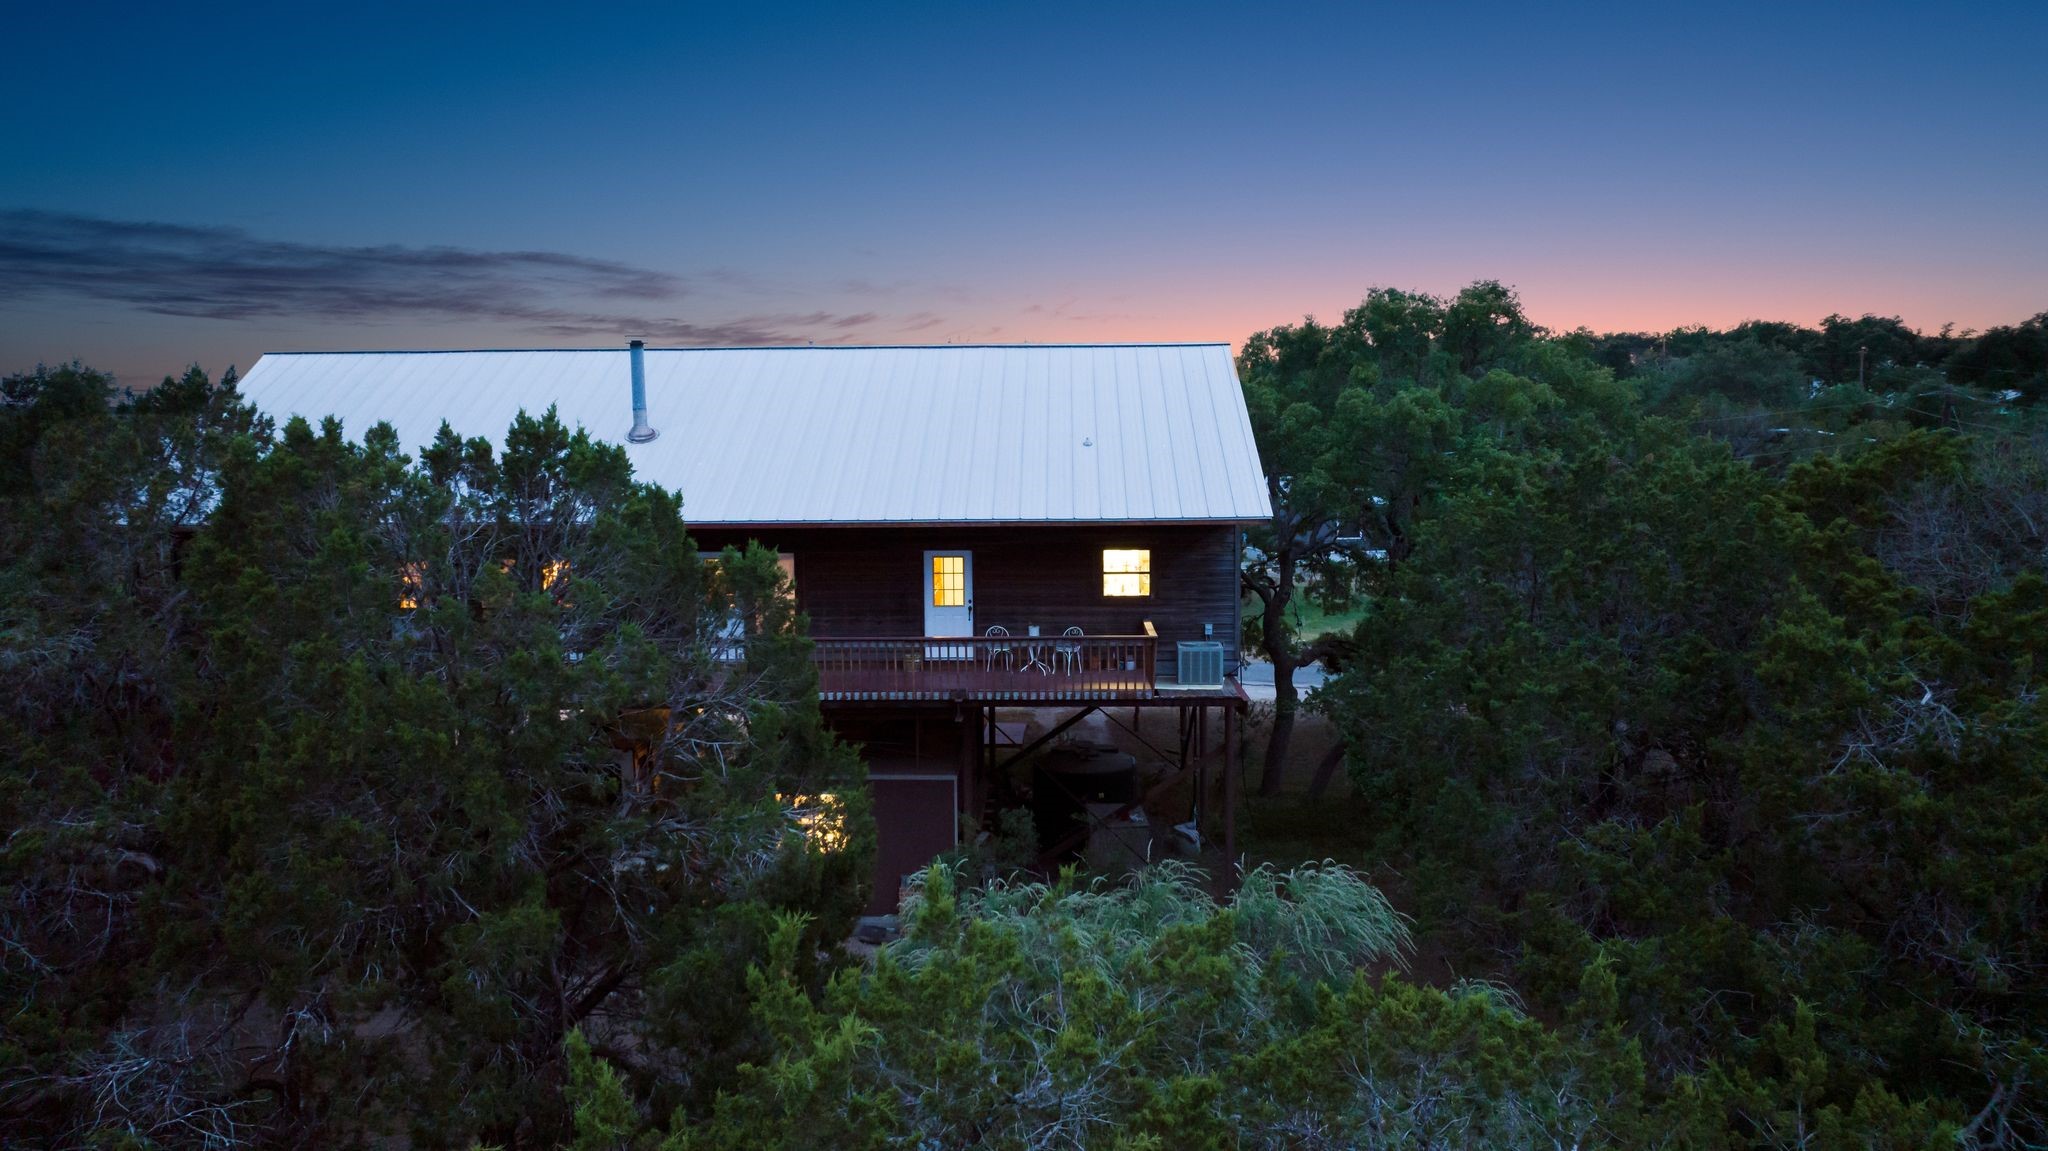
<box><xmin>1176</xmin><ymin>641</ymin><xmax>1224</xmax><ymax>688</ymax></box>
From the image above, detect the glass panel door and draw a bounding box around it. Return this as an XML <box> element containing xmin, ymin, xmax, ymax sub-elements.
<box><xmin>922</xmin><ymin>550</ymin><xmax>973</xmax><ymax>659</ymax></box>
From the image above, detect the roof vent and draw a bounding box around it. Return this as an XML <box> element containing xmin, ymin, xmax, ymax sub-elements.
<box><xmin>627</xmin><ymin>339</ymin><xmax>657</xmax><ymax>443</ymax></box>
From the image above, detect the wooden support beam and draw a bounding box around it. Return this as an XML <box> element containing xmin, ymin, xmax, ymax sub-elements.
<box><xmin>993</xmin><ymin>706</ymin><xmax>1097</xmax><ymax>773</ymax></box>
<box><xmin>1223</xmin><ymin>704</ymin><xmax>1238</xmax><ymax>880</ymax></box>
<box><xmin>960</xmin><ymin>705</ymin><xmax>979</xmax><ymax>820</ymax></box>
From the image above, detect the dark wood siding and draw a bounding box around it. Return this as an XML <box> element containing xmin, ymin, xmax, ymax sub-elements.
<box><xmin>690</xmin><ymin>524</ymin><xmax>1244</xmax><ymax>680</ymax></box>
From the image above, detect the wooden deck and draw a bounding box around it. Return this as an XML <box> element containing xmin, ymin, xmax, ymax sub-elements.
<box><xmin>813</xmin><ymin>632</ymin><xmax>1162</xmax><ymax>702</ymax></box>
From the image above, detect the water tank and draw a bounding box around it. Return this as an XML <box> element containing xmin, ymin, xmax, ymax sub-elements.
<box><xmin>1031</xmin><ymin>741</ymin><xmax>1137</xmax><ymax>860</ymax></box>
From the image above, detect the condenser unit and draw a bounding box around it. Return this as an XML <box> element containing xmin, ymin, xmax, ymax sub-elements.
<box><xmin>1175</xmin><ymin>641</ymin><xmax>1225</xmax><ymax>688</ymax></box>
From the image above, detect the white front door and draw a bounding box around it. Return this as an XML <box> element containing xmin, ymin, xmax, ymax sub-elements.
<box><xmin>923</xmin><ymin>550</ymin><xmax>973</xmax><ymax>657</ymax></box>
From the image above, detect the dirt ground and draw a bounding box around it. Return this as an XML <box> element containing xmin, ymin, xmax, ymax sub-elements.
<box><xmin>984</xmin><ymin>703</ymin><xmax>1356</xmax><ymax>883</ymax></box>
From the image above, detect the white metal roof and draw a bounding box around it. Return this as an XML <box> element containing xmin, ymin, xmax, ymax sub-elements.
<box><xmin>235</xmin><ymin>344</ymin><xmax>1272</xmax><ymax>525</ymax></box>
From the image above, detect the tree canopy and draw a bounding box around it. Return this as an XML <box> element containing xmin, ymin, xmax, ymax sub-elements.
<box><xmin>1238</xmin><ymin>291</ymin><xmax>2048</xmax><ymax>1146</ymax></box>
<box><xmin>1</xmin><ymin>365</ymin><xmax>869</xmax><ymax>1146</ymax></box>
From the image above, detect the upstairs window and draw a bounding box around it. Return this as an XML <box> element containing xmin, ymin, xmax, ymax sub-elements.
<box><xmin>1102</xmin><ymin>549</ymin><xmax>1151</xmax><ymax>597</ymax></box>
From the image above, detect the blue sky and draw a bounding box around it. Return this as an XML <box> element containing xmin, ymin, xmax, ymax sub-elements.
<box><xmin>4</xmin><ymin>0</ymin><xmax>2044</xmax><ymax>383</ymax></box>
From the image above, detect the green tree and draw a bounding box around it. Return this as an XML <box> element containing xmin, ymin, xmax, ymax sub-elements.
<box><xmin>0</xmin><ymin>379</ymin><xmax>871</xmax><ymax>1147</ymax></box>
<box><xmin>1321</xmin><ymin>412</ymin><xmax>2046</xmax><ymax>1143</ymax></box>
<box><xmin>1237</xmin><ymin>314</ymin><xmax>1371</xmax><ymax>794</ymax></box>
<box><xmin>1647</xmin><ymin>336</ymin><xmax>1810</xmax><ymax>409</ymax></box>
<box><xmin>667</xmin><ymin>863</ymin><xmax>1664</xmax><ymax>1149</ymax></box>
<box><xmin>1947</xmin><ymin>312</ymin><xmax>2048</xmax><ymax>403</ymax></box>
<box><xmin>1239</xmin><ymin>282</ymin><xmax>1633</xmax><ymax>796</ymax></box>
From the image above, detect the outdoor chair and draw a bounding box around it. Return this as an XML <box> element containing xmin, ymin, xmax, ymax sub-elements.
<box><xmin>983</xmin><ymin>625</ymin><xmax>1015</xmax><ymax>671</ymax></box>
<box><xmin>1052</xmin><ymin>626</ymin><xmax>1084</xmax><ymax>674</ymax></box>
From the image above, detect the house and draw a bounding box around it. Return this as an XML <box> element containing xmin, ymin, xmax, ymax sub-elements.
<box><xmin>237</xmin><ymin>343</ymin><xmax>1271</xmax><ymax>910</ymax></box>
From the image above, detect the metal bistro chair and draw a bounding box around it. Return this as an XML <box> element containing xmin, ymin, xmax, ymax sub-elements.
<box><xmin>1052</xmin><ymin>626</ymin><xmax>1085</xmax><ymax>675</ymax></box>
<box><xmin>983</xmin><ymin>625</ymin><xmax>1016</xmax><ymax>672</ymax></box>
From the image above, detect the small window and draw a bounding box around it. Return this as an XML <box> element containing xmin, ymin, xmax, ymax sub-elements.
<box><xmin>543</xmin><ymin>559</ymin><xmax>572</xmax><ymax>603</ymax></box>
<box><xmin>398</xmin><ymin>562</ymin><xmax>425</xmax><ymax>610</ymax></box>
<box><xmin>1102</xmin><ymin>549</ymin><xmax>1151</xmax><ymax>597</ymax></box>
<box><xmin>932</xmin><ymin>555</ymin><xmax>966</xmax><ymax>607</ymax></box>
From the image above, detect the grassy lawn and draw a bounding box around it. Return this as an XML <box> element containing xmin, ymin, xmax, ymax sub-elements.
<box><xmin>1240</xmin><ymin>789</ymin><xmax>1375</xmax><ymax>867</ymax></box>
<box><xmin>1241</xmin><ymin>594</ymin><xmax>1368</xmax><ymax>646</ymax></box>
<box><xmin>1287</xmin><ymin>598</ymin><xmax>1366</xmax><ymax>641</ymax></box>
<box><xmin>1231</xmin><ymin>712</ymin><xmax>1372</xmax><ymax>865</ymax></box>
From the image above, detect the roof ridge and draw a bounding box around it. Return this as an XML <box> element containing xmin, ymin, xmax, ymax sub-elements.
<box><xmin>258</xmin><ymin>342</ymin><xmax>1233</xmax><ymax>356</ymax></box>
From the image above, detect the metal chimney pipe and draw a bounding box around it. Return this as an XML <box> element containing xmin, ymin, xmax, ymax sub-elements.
<box><xmin>626</xmin><ymin>339</ymin><xmax>657</xmax><ymax>443</ymax></box>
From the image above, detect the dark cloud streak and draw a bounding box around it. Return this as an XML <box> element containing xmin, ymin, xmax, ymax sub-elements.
<box><xmin>0</xmin><ymin>210</ymin><xmax>927</xmax><ymax>347</ymax></box>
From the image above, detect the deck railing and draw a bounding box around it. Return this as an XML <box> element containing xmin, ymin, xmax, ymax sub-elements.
<box><xmin>812</xmin><ymin>631</ymin><xmax>1157</xmax><ymax>701</ymax></box>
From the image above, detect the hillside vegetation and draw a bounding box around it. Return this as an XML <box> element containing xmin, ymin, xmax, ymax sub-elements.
<box><xmin>4</xmin><ymin>297</ymin><xmax>2046</xmax><ymax>1146</ymax></box>
<box><xmin>1239</xmin><ymin>291</ymin><xmax>2048</xmax><ymax>1146</ymax></box>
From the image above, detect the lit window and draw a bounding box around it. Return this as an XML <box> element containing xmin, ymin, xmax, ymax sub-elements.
<box><xmin>932</xmin><ymin>555</ymin><xmax>966</xmax><ymax>607</ymax></box>
<box><xmin>1102</xmin><ymin>549</ymin><xmax>1151</xmax><ymax>597</ymax></box>
<box><xmin>398</xmin><ymin>562</ymin><xmax>425</xmax><ymax>610</ymax></box>
<box><xmin>779</xmin><ymin>792</ymin><xmax>847</xmax><ymax>852</ymax></box>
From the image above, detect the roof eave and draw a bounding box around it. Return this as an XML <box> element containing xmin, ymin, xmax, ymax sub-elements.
<box><xmin>687</xmin><ymin>516</ymin><xmax>1268</xmax><ymax>529</ymax></box>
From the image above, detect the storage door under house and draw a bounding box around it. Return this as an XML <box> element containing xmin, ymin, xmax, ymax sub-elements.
<box><xmin>866</xmin><ymin>771</ymin><xmax>959</xmax><ymax>914</ymax></box>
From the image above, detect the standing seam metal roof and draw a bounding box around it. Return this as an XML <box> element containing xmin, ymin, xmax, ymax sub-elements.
<box><xmin>234</xmin><ymin>344</ymin><xmax>1273</xmax><ymax>525</ymax></box>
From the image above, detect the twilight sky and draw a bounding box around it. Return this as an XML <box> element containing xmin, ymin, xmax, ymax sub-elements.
<box><xmin>4</xmin><ymin>0</ymin><xmax>2044</xmax><ymax>385</ymax></box>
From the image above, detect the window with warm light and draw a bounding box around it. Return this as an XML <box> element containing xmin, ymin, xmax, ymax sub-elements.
<box><xmin>542</xmin><ymin>558</ymin><xmax>573</xmax><ymax>606</ymax></box>
<box><xmin>779</xmin><ymin>792</ymin><xmax>847</xmax><ymax>852</ymax></box>
<box><xmin>1102</xmin><ymin>549</ymin><xmax>1151</xmax><ymax>597</ymax></box>
<box><xmin>932</xmin><ymin>555</ymin><xmax>966</xmax><ymax>607</ymax></box>
<box><xmin>398</xmin><ymin>562</ymin><xmax>425</xmax><ymax>610</ymax></box>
